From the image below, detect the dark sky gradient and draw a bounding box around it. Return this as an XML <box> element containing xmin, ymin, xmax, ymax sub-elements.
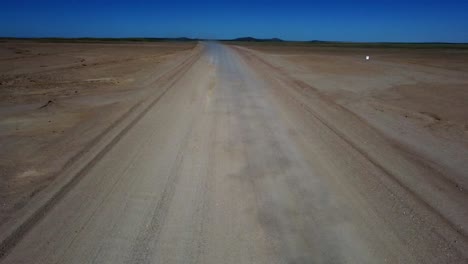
<box><xmin>1</xmin><ymin>0</ymin><xmax>467</xmax><ymax>42</ymax></box>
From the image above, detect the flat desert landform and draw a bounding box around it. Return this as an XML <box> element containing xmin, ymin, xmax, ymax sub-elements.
<box><xmin>0</xmin><ymin>40</ymin><xmax>467</xmax><ymax>263</ymax></box>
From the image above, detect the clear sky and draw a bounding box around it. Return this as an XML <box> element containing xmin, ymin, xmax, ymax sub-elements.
<box><xmin>1</xmin><ymin>0</ymin><xmax>467</xmax><ymax>42</ymax></box>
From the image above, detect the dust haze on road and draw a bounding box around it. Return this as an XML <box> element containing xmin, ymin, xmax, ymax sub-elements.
<box><xmin>1</xmin><ymin>42</ymin><xmax>467</xmax><ymax>263</ymax></box>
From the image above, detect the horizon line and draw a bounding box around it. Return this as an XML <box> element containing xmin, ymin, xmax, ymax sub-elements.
<box><xmin>1</xmin><ymin>36</ymin><xmax>468</xmax><ymax>45</ymax></box>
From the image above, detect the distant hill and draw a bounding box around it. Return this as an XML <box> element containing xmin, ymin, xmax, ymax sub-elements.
<box><xmin>307</xmin><ymin>40</ymin><xmax>330</xmax><ymax>43</ymax></box>
<box><xmin>229</xmin><ymin>37</ymin><xmax>284</xmax><ymax>42</ymax></box>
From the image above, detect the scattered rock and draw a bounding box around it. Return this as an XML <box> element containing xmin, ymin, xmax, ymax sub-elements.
<box><xmin>39</xmin><ymin>100</ymin><xmax>55</xmax><ymax>109</ymax></box>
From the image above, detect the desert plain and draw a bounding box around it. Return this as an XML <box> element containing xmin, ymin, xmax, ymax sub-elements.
<box><xmin>0</xmin><ymin>40</ymin><xmax>467</xmax><ymax>263</ymax></box>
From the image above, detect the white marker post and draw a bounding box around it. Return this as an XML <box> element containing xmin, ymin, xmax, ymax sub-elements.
<box><xmin>366</xmin><ymin>56</ymin><xmax>370</xmax><ymax>61</ymax></box>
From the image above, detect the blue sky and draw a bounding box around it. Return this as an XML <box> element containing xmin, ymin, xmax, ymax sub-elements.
<box><xmin>1</xmin><ymin>0</ymin><xmax>467</xmax><ymax>42</ymax></box>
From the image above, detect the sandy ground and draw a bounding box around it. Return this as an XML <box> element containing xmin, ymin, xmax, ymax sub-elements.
<box><xmin>0</xmin><ymin>42</ymin><xmax>467</xmax><ymax>263</ymax></box>
<box><xmin>233</xmin><ymin>44</ymin><xmax>468</xmax><ymax>183</ymax></box>
<box><xmin>0</xmin><ymin>41</ymin><xmax>197</xmax><ymax>224</ymax></box>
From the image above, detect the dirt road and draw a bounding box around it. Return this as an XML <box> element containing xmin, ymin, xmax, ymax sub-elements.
<box><xmin>1</xmin><ymin>42</ymin><xmax>467</xmax><ymax>263</ymax></box>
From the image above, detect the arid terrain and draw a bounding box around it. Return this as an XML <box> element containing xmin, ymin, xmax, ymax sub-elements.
<box><xmin>0</xmin><ymin>41</ymin><xmax>197</xmax><ymax>224</ymax></box>
<box><xmin>234</xmin><ymin>43</ymin><xmax>468</xmax><ymax>182</ymax></box>
<box><xmin>0</xmin><ymin>41</ymin><xmax>467</xmax><ymax>263</ymax></box>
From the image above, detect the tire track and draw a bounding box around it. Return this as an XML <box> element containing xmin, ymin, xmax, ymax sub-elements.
<box><xmin>126</xmin><ymin>68</ymin><xmax>208</xmax><ymax>264</ymax></box>
<box><xmin>0</xmin><ymin>44</ymin><xmax>203</xmax><ymax>260</ymax></box>
<box><xmin>233</xmin><ymin>46</ymin><xmax>468</xmax><ymax>256</ymax></box>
